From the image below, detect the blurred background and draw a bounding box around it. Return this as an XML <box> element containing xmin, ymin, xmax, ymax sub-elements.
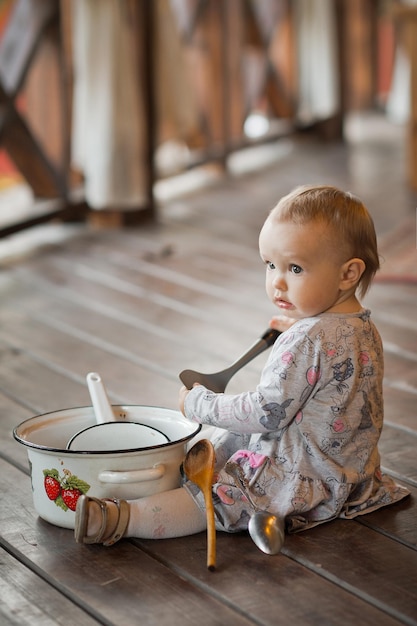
<box><xmin>0</xmin><ymin>0</ymin><xmax>415</xmax><ymax>235</ymax></box>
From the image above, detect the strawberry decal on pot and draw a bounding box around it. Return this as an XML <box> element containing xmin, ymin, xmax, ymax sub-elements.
<box><xmin>43</xmin><ymin>468</ymin><xmax>90</xmax><ymax>512</ymax></box>
<box><xmin>44</xmin><ymin>470</ymin><xmax>61</xmax><ymax>500</ymax></box>
<box><xmin>61</xmin><ymin>488</ymin><xmax>82</xmax><ymax>511</ymax></box>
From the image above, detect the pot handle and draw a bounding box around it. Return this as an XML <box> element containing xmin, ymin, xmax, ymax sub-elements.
<box><xmin>98</xmin><ymin>464</ymin><xmax>165</xmax><ymax>484</ymax></box>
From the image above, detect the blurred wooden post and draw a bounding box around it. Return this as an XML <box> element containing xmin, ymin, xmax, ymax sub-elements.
<box><xmin>392</xmin><ymin>4</ymin><xmax>417</xmax><ymax>191</ymax></box>
<box><xmin>0</xmin><ymin>0</ymin><xmax>68</xmax><ymax>198</ymax></box>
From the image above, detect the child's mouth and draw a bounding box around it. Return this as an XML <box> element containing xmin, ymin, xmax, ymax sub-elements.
<box><xmin>275</xmin><ymin>298</ymin><xmax>292</xmax><ymax>310</ymax></box>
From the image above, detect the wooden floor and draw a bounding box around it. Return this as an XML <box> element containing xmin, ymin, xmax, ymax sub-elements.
<box><xmin>0</xmin><ymin>112</ymin><xmax>416</xmax><ymax>625</ymax></box>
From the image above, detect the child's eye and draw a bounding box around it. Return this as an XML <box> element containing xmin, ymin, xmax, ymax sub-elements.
<box><xmin>290</xmin><ymin>264</ymin><xmax>303</xmax><ymax>274</ymax></box>
<box><xmin>266</xmin><ymin>261</ymin><xmax>276</xmax><ymax>270</ymax></box>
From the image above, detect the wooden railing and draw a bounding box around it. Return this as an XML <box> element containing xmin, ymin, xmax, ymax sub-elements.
<box><xmin>0</xmin><ymin>0</ymin><xmax>396</xmax><ymax>235</ymax></box>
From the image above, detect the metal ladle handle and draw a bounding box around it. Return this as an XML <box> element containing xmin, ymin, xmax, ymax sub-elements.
<box><xmin>225</xmin><ymin>461</ymin><xmax>259</xmax><ymax>511</ymax></box>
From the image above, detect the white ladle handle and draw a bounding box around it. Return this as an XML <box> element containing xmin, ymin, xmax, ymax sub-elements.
<box><xmin>86</xmin><ymin>372</ymin><xmax>115</xmax><ymax>424</ymax></box>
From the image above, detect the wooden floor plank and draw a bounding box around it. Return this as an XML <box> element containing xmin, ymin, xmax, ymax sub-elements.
<box><xmin>11</xmin><ymin>257</ymin><xmax>268</xmax><ymax>357</ymax></box>
<box><xmin>383</xmin><ymin>387</ymin><xmax>417</xmax><ymax>433</ymax></box>
<box><xmin>1</xmin><ymin>459</ymin><xmax>407</xmax><ymax>626</ymax></box>
<box><xmin>134</xmin><ymin>529</ymin><xmax>413</xmax><ymax>626</ymax></box>
<box><xmin>0</xmin><ymin>113</ymin><xmax>416</xmax><ymax>625</ymax></box>
<box><xmin>281</xmin><ymin>519</ymin><xmax>417</xmax><ymax>624</ymax></box>
<box><xmin>0</xmin><ymin>548</ymin><xmax>98</xmax><ymax>626</ymax></box>
<box><xmin>356</xmin><ymin>484</ymin><xmax>416</xmax><ymax>548</ymax></box>
<box><xmin>0</xmin><ymin>460</ymin><xmax>255</xmax><ymax>626</ymax></box>
<box><xmin>0</xmin><ymin>392</ymin><xmax>33</xmax><ymax>467</ymax></box>
<box><xmin>0</xmin><ymin>340</ymin><xmax>91</xmax><ymax>414</ymax></box>
<box><xmin>0</xmin><ymin>311</ymin><xmax>181</xmax><ymax>409</ymax></box>
<box><xmin>379</xmin><ymin>425</ymin><xmax>417</xmax><ymax>484</ymax></box>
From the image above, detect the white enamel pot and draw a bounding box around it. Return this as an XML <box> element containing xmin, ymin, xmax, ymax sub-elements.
<box><xmin>14</xmin><ymin>405</ymin><xmax>201</xmax><ymax>529</ymax></box>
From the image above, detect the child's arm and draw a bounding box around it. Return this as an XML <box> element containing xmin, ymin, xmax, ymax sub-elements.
<box><xmin>181</xmin><ymin>320</ymin><xmax>323</xmax><ymax>434</ymax></box>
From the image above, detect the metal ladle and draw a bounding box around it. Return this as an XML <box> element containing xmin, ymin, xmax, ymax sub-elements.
<box><xmin>67</xmin><ymin>373</ymin><xmax>168</xmax><ymax>451</ymax></box>
<box><xmin>179</xmin><ymin>328</ymin><xmax>281</xmax><ymax>392</ymax></box>
<box><xmin>86</xmin><ymin>372</ymin><xmax>116</xmax><ymax>424</ymax></box>
<box><xmin>225</xmin><ymin>461</ymin><xmax>284</xmax><ymax>555</ymax></box>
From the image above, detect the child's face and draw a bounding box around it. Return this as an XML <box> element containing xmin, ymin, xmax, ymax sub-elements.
<box><xmin>259</xmin><ymin>218</ymin><xmax>350</xmax><ymax>319</ymax></box>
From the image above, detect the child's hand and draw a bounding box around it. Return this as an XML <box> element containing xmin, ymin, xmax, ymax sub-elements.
<box><xmin>269</xmin><ymin>315</ymin><xmax>295</xmax><ymax>333</ymax></box>
<box><xmin>179</xmin><ymin>383</ymin><xmax>201</xmax><ymax>415</ymax></box>
<box><xmin>179</xmin><ymin>385</ymin><xmax>190</xmax><ymax>415</ymax></box>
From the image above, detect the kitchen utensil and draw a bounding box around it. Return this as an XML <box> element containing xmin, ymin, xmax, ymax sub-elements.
<box><xmin>14</xmin><ymin>405</ymin><xmax>201</xmax><ymax>529</ymax></box>
<box><xmin>179</xmin><ymin>328</ymin><xmax>280</xmax><ymax>392</ymax></box>
<box><xmin>225</xmin><ymin>461</ymin><xmax>284</xmax><ymax>555</ymax></box>
<box><xmin>183</xmin><ymin>439</ymin><xmax>216</xmax><ymax>571</ymax></box>
<box><xmin>86</xmin><ymin>372</ymin><xmax>115</xmax><ymax>424</ymax></box>
<box><xmin>67</xmin><ymin>373</ymin><xmax>166</xmax><ymax>452</ymax></box>
<box><xmin>67</xmin><ymin>421</ymin><xmax>169</xmax><ymax>451</ymax></box>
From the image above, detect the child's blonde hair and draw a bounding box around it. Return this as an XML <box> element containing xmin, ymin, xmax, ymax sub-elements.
<box><xmin>270</xmin><ymin>185</ymin><xmax>380</xmax><ymax>297</ymax></box>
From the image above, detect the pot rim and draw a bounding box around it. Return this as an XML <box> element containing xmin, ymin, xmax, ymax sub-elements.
<box><xmin>13</xmin><ymin>404</ymin><xmax>202</xmax><ymax>455</ymax></box>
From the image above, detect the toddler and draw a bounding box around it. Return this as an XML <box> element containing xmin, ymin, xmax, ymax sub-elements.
<box><xmin>74</xmin><ymin>185</ymin><xmax>409</xmax><ymax>546</ymax></box>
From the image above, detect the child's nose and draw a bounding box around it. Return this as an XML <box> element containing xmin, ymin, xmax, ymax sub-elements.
<box><xmin>273</xmin><ymin>273</ymin><xmax>286</xmax><ymax>291</ymax></box>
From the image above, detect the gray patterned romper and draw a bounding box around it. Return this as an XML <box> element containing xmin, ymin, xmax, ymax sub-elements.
<box><xmin>183</xmin><ymin>309</ymin><xmax>409</xmax><ymax>532</ymax></box>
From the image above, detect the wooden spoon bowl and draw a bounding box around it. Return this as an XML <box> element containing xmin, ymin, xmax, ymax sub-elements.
<box><xmin>183</xmin><ymin>439</ymin><xmax>216</xmax><ymax>570</ymax></box>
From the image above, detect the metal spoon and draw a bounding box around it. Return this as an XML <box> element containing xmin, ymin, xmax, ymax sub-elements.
<box><xmin>180</xmin><ymin>328</ymin><xmax>281</xmax><ymax>392</ymax></box>
<box><xmin>225</xmin><ymin>461</ymin><xmax>284</xmax><ymax>555</ymax></box>
<box><xmin>183</xmin><ymin>439</ymin><xmax>216</xmax><ymax>571</ymax></box>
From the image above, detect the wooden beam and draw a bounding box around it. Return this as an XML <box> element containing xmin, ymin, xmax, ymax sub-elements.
<box><xmin>0</xmin><ymin>0</ymin><xmax>58</xmax><ymax>97</ymax></box>
<box><xmin>0</xmin><ymin>101</ymin><xmax>67</xmax><ymax>198</ymax></box>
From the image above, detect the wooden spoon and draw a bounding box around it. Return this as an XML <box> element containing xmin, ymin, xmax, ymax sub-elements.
<box><xmin>183</xmin><ymin>439</ymin><xmax>216</xmax><ymax>571</ymax></box>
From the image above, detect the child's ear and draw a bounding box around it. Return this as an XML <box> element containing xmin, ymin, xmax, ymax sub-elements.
<box><xmin>340</xmin><ymin>258</ymin><xmax>366</xmax><ymax>290</ymax></box>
